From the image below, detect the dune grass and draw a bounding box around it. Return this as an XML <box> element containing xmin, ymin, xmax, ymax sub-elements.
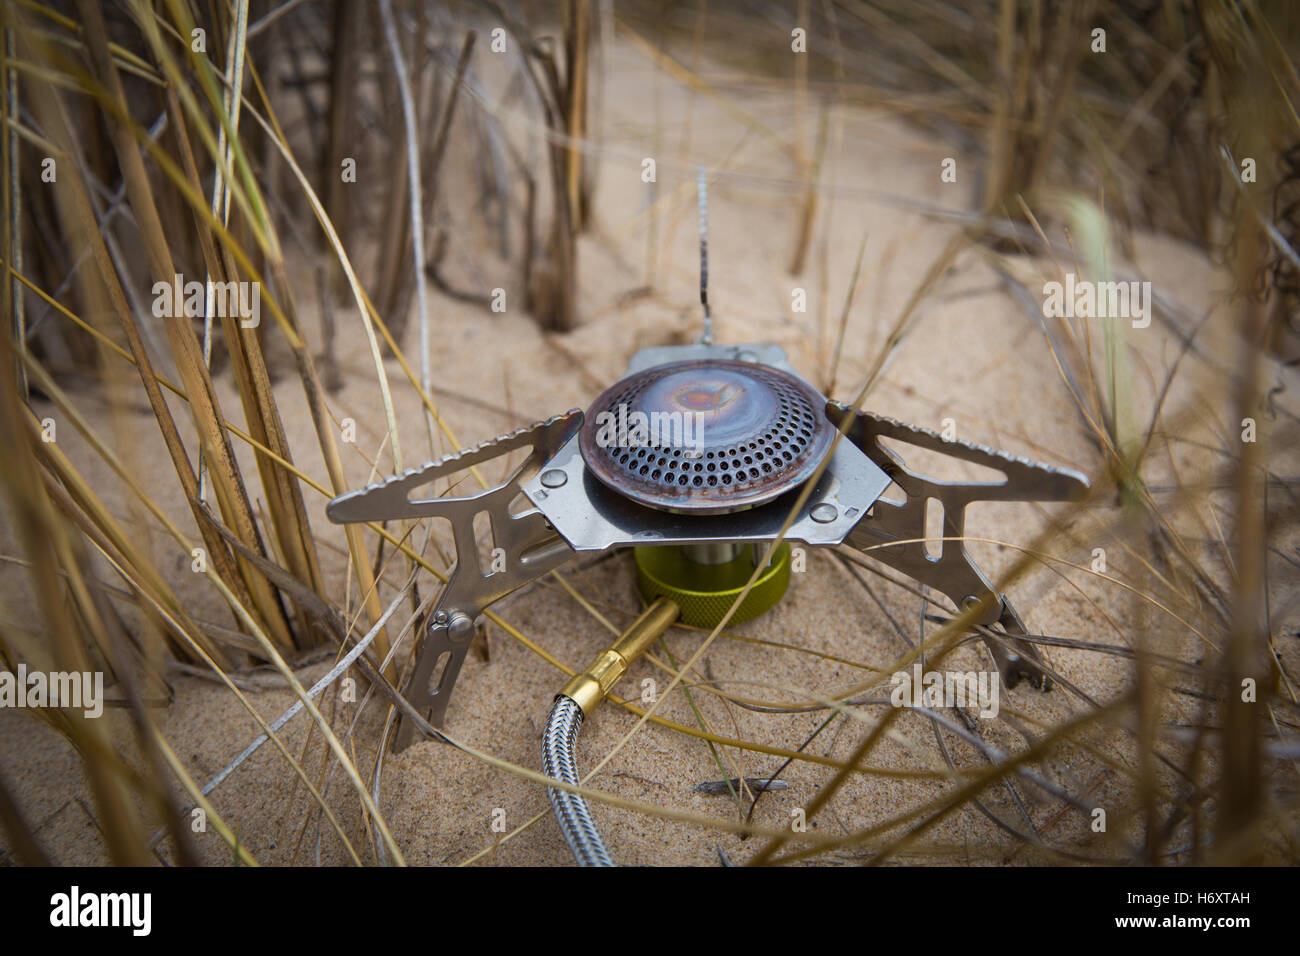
<box><xmin>0</xmin><ymin>0</ymin><xmax>1295</xmax><ymax>866</ymax></box>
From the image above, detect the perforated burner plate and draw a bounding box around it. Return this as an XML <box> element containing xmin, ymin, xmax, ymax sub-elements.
<box><xmin>578</xmin><ymin>359</ymin><xmax>835</xmax><ymax>514</ymax></box>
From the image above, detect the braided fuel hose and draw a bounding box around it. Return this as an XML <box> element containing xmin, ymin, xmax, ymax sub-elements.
<box><xmin>541</xmin><ymin>597</ymin><xmax>680</xmax><ymax>866</ymax></box>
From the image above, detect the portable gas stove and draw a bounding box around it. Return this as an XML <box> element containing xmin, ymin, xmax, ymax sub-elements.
<box><xmin>326</xmin><ymin>339</ymin><xmax>1089</xmax><ymax>751</ymax></box>
<box><xmin>326</xmin><ymin>174</ymin><xmax>1089</xmax><ymax>864</ymax></box>
<box><xmin>327</xmin><ymin>181</ymin><xmax>1089</xmax><ymax>800</ymax></box>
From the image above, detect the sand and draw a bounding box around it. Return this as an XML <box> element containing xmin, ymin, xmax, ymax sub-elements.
<box><xmin>1</xmin><ymin>35</ymin><xmax>1295</xmax><ymax>867</ymax></box>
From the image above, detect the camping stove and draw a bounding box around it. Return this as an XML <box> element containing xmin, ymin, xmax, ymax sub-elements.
<box><xmin>326</xmin><ymin>341</ymin><xmax>1089</xmax><ymax>751</ymax></box>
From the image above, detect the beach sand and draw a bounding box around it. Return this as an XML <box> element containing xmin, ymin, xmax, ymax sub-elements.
<box><xmin>2</xmin><ymin>36</ymin><xmax>1294</xmax><ymax>867</ymax></box>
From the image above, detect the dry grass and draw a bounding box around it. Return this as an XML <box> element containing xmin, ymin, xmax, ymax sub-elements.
<box><xmin>0</xmin><ymin>0</ymin><xmax>1296</xmax><ymax>866</ymax></box>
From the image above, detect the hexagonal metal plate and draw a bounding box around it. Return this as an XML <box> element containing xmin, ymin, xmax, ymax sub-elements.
<box><xmin>523</xmin><ymin>430</ymin><xmax>890</xmax><ymax>551</ymax></box>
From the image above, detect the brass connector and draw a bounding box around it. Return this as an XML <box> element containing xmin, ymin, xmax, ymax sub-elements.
<box><xmin>559</xmin><ymin>597</ymin><xmax>680</xmax><ymax>716</ymax></box>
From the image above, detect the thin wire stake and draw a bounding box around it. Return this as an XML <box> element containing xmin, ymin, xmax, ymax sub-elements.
<box><xmin>697</xmin><ymin>166</ymin><xmax>712</xmax><ymax>345</ymax></box>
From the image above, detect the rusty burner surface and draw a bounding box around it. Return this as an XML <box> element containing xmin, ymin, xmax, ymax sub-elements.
<box><xmin>578</xmin><ymin>359</ymin><xmax>835</xmax><ymax>514</ymax></box>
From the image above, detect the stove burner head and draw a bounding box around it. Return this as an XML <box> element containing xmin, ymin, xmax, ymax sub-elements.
<box><xmin>578</xmin><ymin>359</ymin><xmax>834</xmax><ymax>514</ymax></box>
